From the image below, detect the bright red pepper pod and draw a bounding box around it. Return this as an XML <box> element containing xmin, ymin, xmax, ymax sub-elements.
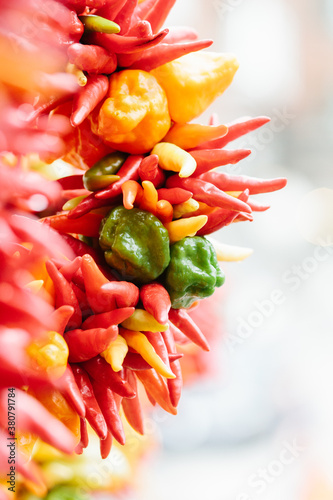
<box><xmin>101</xmin><ymin>281</ymin><xmax>140</xmax><ymax>308</ymax></box>
<box><xmin>169</xmin><ymin>309</ymin><xmax>210</xmax><ymax>351</ymax></box>
<box><xmin>65</xmin><ymin>325</ymin><xmax>118</xmax><ymax>363</ymax></box>
<box><xmin>140</xmin><ymin>283</ymin><xmax>171</xmax><ymax>325</ymax></box>
<box><xmin>81</xmin><ymin>307</ymin><xmax>135</xmax><ymax>330</ymax></box>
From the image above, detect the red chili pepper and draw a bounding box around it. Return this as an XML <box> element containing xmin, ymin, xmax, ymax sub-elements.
<box><xmin>59</xmin><ymin>256</ymin><xmax>82</xmax><ymax>282</ymax></box>
<box><xmin>189</xmin><ymin>149</ymin><xmax>251</xmax><ymax>176</ymax></box>
<box><xmin>156</xmin><ymin>199</ymin><xmax>173</xmax><ymax>223</ymax></box>
<box><xmin>50</xmin><ymin>305</ymin><xmax>75</xmax><ymax>335</ymax></box>
<box><xmin>71</xmin><ymin>75</ymin><xmax>109</xmax><ymax>127</ymax></box>
<box><xmin>67</xmin><ymin>191</ymin><xmax>121</xmax><ymax>219</ymax></box>
<box><xmin>136</xmin><ymin>369</ymin><xmax>177</xmax><ymax>415</ymax></box>
<box><xmin>0</xmin><ymin>389</ymin><xmax>76</xmax><ymax>454</ymax></box>
<box><xmin>140</xmin><ymin>283</ymin><xmax>171</xmax><ymax>325</ymax></box>
<box><xmin>70</xmin><ymin>282</ymin><xmax>91</xmax><ymax>318</ymax></box>
<box><xmin>92</xmin><ymin>381</ymin><xmax>125</xmax><ymax>445</ymax></box>
<box><xmin>100</xmin><ymin>431</ymin><xmax>113</xmax><ymax>459</ymax></box>
<box><xmin>196</xmin><ymin>116</ymin><xmax>271</xmax><ymax>150</ymax></box>
<box><xmin>96</xmin><ymin>0</ymin><xmax>130</xmax><ymax>23</ymax></box>
<box><xmin>134</xmin><ymin>0</ymin><xmax>155</xmax><ymax>19</ymax></box>
<box><xmin>82</xmin><ymin>307</ymin><xmax>135</xmax><ymax>329</ymax></box>
<box><xmin>127</xmin><ymin>20</ymin><xmax>152</xmax><ymax>37</ymax></box>
<box><xmin>82</xmin><ymin>356</ymin><xmax>136</xmax><ymax>399</ymax></box>
<box><xmin>114</xmin><ymin>0</ymin><xmax>137</xmax><ymax>34</ymax></box>
<box><xmin>157</xmin><ymin>187</ymin><xmax>193</xmax><ymax>205</ymax></box>
<box><xmin>122</xmin><ymin>368</ymin><xmax>144</xmax><ymax>435</ymax></box>
<box><xmin>138</xmin><ymin>154</ymin><xmax>166</xmax><ymax>188</ymax></box>
<box><xmin>89</xmin><ymin>28</ymin><xmax>168</xmax><ymax>55</ymax></box>
<box><xmin>129</xmin><ymin>39</ymin><xmax>213</xmax><ymax>72</ymax></box>
<box><xmin>76</xmin><ymin>417</ymin><xmax>89</xmax><ymax>453</ymax></box>
<box><xmin>67</xmin><ymin>43</ymin><xmax>117</xmax><ymax>74</ymax></box>
<box><xmin>71</xmin><ymin>364</ymin><xmax>108</xmax><ymax>440</ymax></box>
<box><xmin>123</xmin><ymin>352</ymin><xmax>154</xmax><ymax>370</ymax></box>
<box><xmin>169</xmin><ymin>309</ymin><xmax>210</xmax><ymax>351</ymax></box>
<box><xmin>143</xmin><ymin>0</ymin><xmax>176</xmax><ymax>32</ymax></box>
<box><xmin>162</xmin><ymin>330</ymin><xmax>182</xmax><ymax>407</ymax></box>
<box><xmin>145</xmin><ymin>331</ymin><xmax>170</xmax><ymax>367</ymax></box>
<box><xmin>101</xmin><ymin>281</ymin><xmax>140</xmax><ymax>308</ymax></box>
<box><xmin>46</xmin><ymin>212</ymin><xmax>104</xmax><ymax>238</ymax></box>
<box><xmin>56</xmin><ymin>175</ymin><xmax>84</xmax><ymax>190</ymax></box>
<box><xmin>168</xmin><ymin>320</ymin><xmax>191</xmax><ymax>345</ymax></box>
<box><xmin>165</xmin><ymin>176</ymin><xmax>252</xmax><ymax>213</ymax></box>
<box><xmin>45</xmin><ymin>260</ymin><xmax>82</xmax><ymax>328</ymax></box>
<box><xmin>247</xmin><ymin>198</ymin><xmax>270</xmax><ymax>212</ymax></box>
<box><xmin>196</xmin><ymin>189</ymin><xmax>250</xmax><ymax>236</ymax></box>
<box><xmin>164</xmin><ymin>26</ymin><xmax>198</xmax><ymax>43</ymax></box>
<box><xmin>65</xmin><ymin>325</ymin><xmax>118</xmax><ymax>362</ymax></box>
<box><xmin>58</xmin><ymin>366</ymin><xmax>86</xmax><ymax>418</ymax></box>
<box><xmin>81</xmin><ymin>254</ymin><xmax>116</xmax><ymax>313</ymax></box>
<box><xmin>198</xmin><ymin>171</ymin><xmax>287</xmax><ymax>194</ymax></box>
<box><xmin>94</xmin><ymin>155</ymin><xmax>143</xmax><ymax>200</ymax></box>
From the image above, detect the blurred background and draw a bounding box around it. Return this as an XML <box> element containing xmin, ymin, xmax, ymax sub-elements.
<box><xmin>132</xmin><ymin>1</ymin><xmax>333</xmax><ymax>499</ymax></box>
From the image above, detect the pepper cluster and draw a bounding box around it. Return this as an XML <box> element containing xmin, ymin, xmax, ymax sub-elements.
<box><xmin>0</xmin><ymin>0</ymin><xmax>287</xmax><ymax>490</ymax></box>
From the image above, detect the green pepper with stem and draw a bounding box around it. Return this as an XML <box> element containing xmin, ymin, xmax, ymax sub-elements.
<box><xmin>83</xmin><ymin>152</ymin><xmax>128</xmax><ymax>191</ymax></box>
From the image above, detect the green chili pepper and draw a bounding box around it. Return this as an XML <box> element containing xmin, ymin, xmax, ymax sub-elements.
<box><xmin>83</xmin><ymin>152</ymin><xmax>128</xmax><ymax>191</ymax></box>
<box><xmin>164</xmin><ymin>236</ymin><xmax>224</xmax><ymax>309</ymax></box>
<box><xmin>99</xmin><ymin>206</ymin><xmax>170</xmax><ymax>284</ymax></box>
<box><xmin>79</xmin><ymin>15</ymin><xmax>120</xmax><ymax>34</ymax></box>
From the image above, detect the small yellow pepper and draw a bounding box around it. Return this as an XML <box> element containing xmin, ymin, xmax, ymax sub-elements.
<box><xmin>152</xmin><ymin>52</ymin><xmax>239</xmax><ymax>123</ymax></box>
<box><xmin>98</xmin><ymin>70</ymin><xmax>171</xmax><ymax>154</ymax></box>
<box><xmin>17</xmin><ymin>431</ymin><xmax>38</xmax><ymax>463</ymax></box>
<box><xmin>151</xmin><ymin>142</ymin><xmax>197</xmax><ymax>178</ymax></box>
<box><xmin>164</xmin><ymin>215</ymin><xmax>208</xmax><ymax>243</ymax></box>
<box><xmin>121</xmin><ymin>309</ymin><xmax>168</xmax><ymax>332</ymax></box>
<box><xmin>101</xmin><ymin>335</ymin><xmax>128</xmax><ymax>372</ymax></box>
<box><xmin>120</xmin><ymin>329</ymin><xmax>175</xmax><ymax>379</ymax></box>
<box><xmin>27</xmin><ymin>330</ymin><xmax>69</xmax><ymax>378</ymax></box>
<box><xmin>173</xmin><ymin>198</ymin><xmax>200</xmax><ymax>219</ymax></box>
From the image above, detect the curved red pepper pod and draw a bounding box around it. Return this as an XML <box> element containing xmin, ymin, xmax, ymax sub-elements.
<box><xmin>122</xmin><ymin>368</ymin><xmax>144</xmax><ymax>435</ymax></box>
<box><xmin>101</xmin><ymin>281</ymin><xmax>139</xmax><ymax>308</ymax></box>
<box><xmin>189</xmin><ymin>149</ymin><xmax>252</xmax><ymax>176</ymax></box>
<box><xmin>45</xmin><ymin>260</ymin><xmax>82</xmax><ymax>329</ymax></box>
<box><xmin>140</xmin><ymin>283</ymin><xmax>171</xmax><ymax>324</ymax></box>
<box><xmin>65</xmin><ymin>325</ymin><xmax>118</xmax><ymax>363</ymax></box>
<box><xmin>67</xmin><ymin>43</ymin><xmax>117</xmax><ymax>75</ymax></box>
<box><xmin>169</xmin><ymin>309</ymin><xmax>210</xmax><ymax>351</ymax></box>
<box><xmin>81</xmin><ymin>254</ymin><xmax>116</xmax><ymax>313</ymax></box>
<box><xmin>100</xmin><ymin>431</ymin><xmax>113</xmax><ymax>459</ymax></box>
<box><xmin>56</xmin><ymin>174</ymin><xmax>84</xmax><ymax>190</ymax></box>
<box><xmin>157</xmin><ymin>187</ymin><xmax>193</xmax><ymax>205</ymax></box>
<box><xmin>90</xmin><ymin>28</ymin><xmax>168</xmax><ymax>55</ymax></box>
<box><xmin>82</xmin><ymin>356</ymin><xmax>136</xmax><ymax>399</ymax></box>
<box><xmin>94</xmin><ymin>155</ymin><xmax>143</xmax><ymax>200</ymax></box>
<box><xmin>138</xmin><ymin>154</ymin><xmax>166</xmax><ymax>188</ymax></box>
<box><xmin>162</xmin><ymin>329</ymin><xmax>182</xmax><ymax>407</ymax></box>
<box><xmin>92</xmin><ymin>381</ymin><xmax>125</xmax><ymax>445</ymax></box>
<box><xmin>59</xmin><ymin>256</ymin><xmax>82</xmax><ymax>282</ymax></box>
<box><xmin>136</xmin><ymin>369</ymin><xmax>177</xmax><ymax>415</ymax></box>
<box><xmin>71</xmin><ymin>364</ymin><xmax>108</xmax><ymax>440</ymax></box>
<box><xmin>46</xmin><ymin>213</ymin><xmax>104</xmax><ymax>238</ymax></box>
<box><xmin>58</xmin><ymin>366</ymin><xmax>86</xmax><ymax>418</ymax></box>
<box><xmin>82</xmin><ymin>307</ymin><xmax>135</xmax><ymax>330</ymax></box>
<box><xmin>114</xmin><ymin>0</ymin><xmax>137</xmax><ymax>34</ymax></box>
<box><xmin>198</xmin><ymin>171</ymin><xmax>287</xmax><ymax>195</ymax></box>
<box><xmin>71</xmin><ymin>75</ymin><xmax>109</xmax><ymax>127</ymax></box>
<box><xmin>50</xmin><ymin>305</ymin><xmax>74</xmax><ymax>335</ymax></box>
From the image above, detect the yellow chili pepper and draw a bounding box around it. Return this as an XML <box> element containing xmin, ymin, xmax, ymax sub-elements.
<box><xmin>205</xmin><ymin>236</ymin><xmax>253</xmax><ymax>262</ymax></box>
<box><xmin>62</xmin><ymin>195</ymin><xmax>88</xmax><ymax>211</ymax></box>
<box><xmin>121</xmin><ymin>309</ymin><xmax>168</xmax><ymax>332</ymax></box>
<box><xmin>152</xmin><ymin>52</ymin><xmax>239</xmax><ymax>123</ymax></box>
<box><xmin>101</xmin><ymin>335</ymin><xmax>128</xmax><ymax>372</ymax></box>
<box><xmin>27</xmin><ymin>331</ymin><xmax>69</xmax><ymax>378</ymax></box>
<box><xmin>17</xmin><ymin>431</ymin><xmax>38</xmax><ymax>463</ymax></box>
<box><xmin>24</xmin><ymin>279</ymin><xmax>44</xmax><ymax>294</ymax></box>
<box><xmin>173</xmin><ymin>198</ymin><xmax>200</xmax><ymax>219</ymax></box>
<box><xmin>98</xmin><ymin>69</ymin><xmax>171</xmax><ymax>154</ymax></box>
<box><xmin>163</xmin><ymin>123</ymin><xmax>228</xmax><ymax>150</ymax></box>
<box><xmin>120</xmin><ymin>329</ymin><xmax>175</xmax><ymax>379</ymax></box>
<box><xmin>138</xmin><ymin>180</ymin><xmax>158</xmax><ymax>213</ymax></box>
<box><xmin>164</xmin><ymin>215</ymin><xmax>208</xmax><ymax>243</ymax></box>
<box><xmin>151</xmin><ymin>142</ymin><xmax>197</xmax><ymax>178</ymax></box>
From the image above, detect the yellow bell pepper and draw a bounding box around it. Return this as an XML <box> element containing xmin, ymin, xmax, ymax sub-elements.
<box><xmin>97</xmin><ymin>69</ymin><xmax>171</xmax><ymax>154</ymax></box>
<box><xmin>27</xmin><ymin>330</ymin><xmax>69</xmax><ymax>378</ymax></box>
<box><xmin>152</xmin><ymin>52</ymin><xmax>239</xmax><ymax>123</ymax></box>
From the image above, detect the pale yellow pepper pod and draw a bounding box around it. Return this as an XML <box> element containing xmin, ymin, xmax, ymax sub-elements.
<box><xmin>101</xmin><ymin>335</ymin><xmax>128</xmax><ymax>372</ymax></box>
<box><xmin>152</xmin><ymin>52</ymin><xmax>239</xmax><ymax>123</ymax></box>
<box><xmin>151</xmin><ymin>142</ymin><xmax>197</xmax><ymax>178</ymax></box>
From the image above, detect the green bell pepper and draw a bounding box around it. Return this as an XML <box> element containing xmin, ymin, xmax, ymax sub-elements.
<box><xmin>99</xmin><ymin>206</ymin><xmax>170</xmax><ymax>284</ymax></box>
<box><xmin>164</xmin><ymin>236</ymin><xmax>224</xmax><ymax>309</ymax></box>
<box><xmin>83</xmin><ymin>152</ymin><xmax>127</xmax><ymax>191</ymax></box>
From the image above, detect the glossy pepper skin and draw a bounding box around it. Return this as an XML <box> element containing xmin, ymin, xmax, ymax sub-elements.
<box><xmin>164</xmin><ymin>236</ymin><xmax>224</xmax><ymax>309</ymax></box>
<box><xmin>83</xmin><ymin>151</ymin><xmax>128</xmax><ymax>191</ymax></box>
<box><xmin>99</xmin><ymin>206</ymin><xmax>170</xmax><ymax>283</ymax></box>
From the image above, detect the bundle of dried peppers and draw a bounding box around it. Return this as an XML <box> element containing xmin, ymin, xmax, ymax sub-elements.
<box><xmin>0</xmin><ymin>0</ymin><xmax>287</xmax><ymax>495</ymax></box>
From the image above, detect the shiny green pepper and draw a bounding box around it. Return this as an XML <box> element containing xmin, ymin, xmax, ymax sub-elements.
<box><xmin>99</xmin><ymin>206</ymin><xmax>170</xmax><ymax>284</ymax></box>
<box><xmin>164</xmin><ymin>236</ymin><xmax>224</xmax><ymax>309</ymax></box>
<box><xmin>83</xmin><ymin>152</ymin><xmax>127</xmax><ymax>191</ymax></box>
